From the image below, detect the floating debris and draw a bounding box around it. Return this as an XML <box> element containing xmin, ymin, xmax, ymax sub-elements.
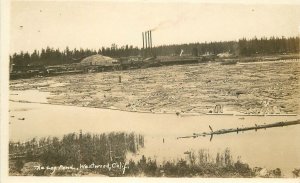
<box><xmin>177</xmin><ymin>119</ymin><xmax>300</xmax><ymax>141</ymax></box>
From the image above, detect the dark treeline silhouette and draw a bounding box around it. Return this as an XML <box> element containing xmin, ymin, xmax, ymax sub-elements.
<box><xmin>10</xmin><ymin>144</ymin><xmax>284</xmax><ymax>177</ymax></box>
<box><xmin>126</xmin><ymin>149</ymin><xmax>255</xmax><ymax>177</ymax></box>
<box><xmin>10</xmin><ymin>36</ymin><xmax>299</xmax><ymax>66</ymax></box>
<box><xmin>153</xmin><ymin>40</ymin><xmax>238</xmax><ymax>56</ymax></box>
<box><xmin>9</xmin><ymin>132</ymin><xmax>144</xmax><ymax>175</ymax></box>
<box><xmin>125</xmin><ymin>149</ymin><xmax>282</xmax><ymax>177</ymax></box>
<box><xmin>10</xmin><ymin>45</ymin><xmax>140</xmax><ymax>66</ymax></box>
<box><xmin>238</xmin><ymin>36</ymin><xmax>299</xmax><ymax>56</ymax></box>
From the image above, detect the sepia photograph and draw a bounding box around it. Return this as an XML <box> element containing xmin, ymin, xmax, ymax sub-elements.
<box><xmin>1</xmin><ymin>0</ymin><xmax>300</xmax><ymax>181</ymax></box>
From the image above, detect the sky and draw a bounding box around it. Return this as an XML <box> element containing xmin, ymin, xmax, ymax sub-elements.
<box><xmin>10</xmin><ymin>1</ymin><xmax>300</xmax><ymax>54</ymax></box>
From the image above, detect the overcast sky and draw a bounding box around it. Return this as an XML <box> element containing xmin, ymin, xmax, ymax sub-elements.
<box><xmin>10</xmin><ymin>1</ymin><xmax>300</xmax><ymax>53</ymax></box>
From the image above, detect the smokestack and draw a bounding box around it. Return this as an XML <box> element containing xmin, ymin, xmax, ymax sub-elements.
<box><xmin>149</xmin><ymin>30</ymin><xmax>152</xmax><ymax>50</ymax></box>
<box><xmin>147</xmin><ymin>31</ymin><xmax>150</xmax><ymax>51</ymax></box>
<box><xmin>142</xmin><ymin>30</ymin><xmax>154</xmax><ymax>57</ymax></box>
<box><xmin>142</xmin><ymin>32</ymin><xmax>145</xmax><ymax>50</ymax></box>
<box><xmin>145</xmin><ymin>31</ymin><xmax>148</xmax><ymax>50</ymax></box>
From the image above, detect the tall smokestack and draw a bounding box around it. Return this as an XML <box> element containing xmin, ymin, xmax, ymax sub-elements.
<box><xmin>149</xmin><ymin>30</ymin><xmax>152</xmax><ymax>50</ymax></box>
<box><xmin>147</xmin><ymin>31</ymin><xmax>150</xmax><ymax>54</ymax></box>
<box><xmin>142</xmin><ymin>32</ymin><xmax>145</xmax><ymax>50</ymax></box>
<box><xmin>148</xmin><ymin>31</ymin><xmax>150</xmax><ymax>48</ymax></box>
<box><xmin>145</xmin><ymin>31</ymin><xmax>148</xmax><ymax>50</ymax></box>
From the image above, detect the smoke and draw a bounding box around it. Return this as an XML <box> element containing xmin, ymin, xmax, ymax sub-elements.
<box><xmin>150</xmin><ymin>20</ymin><xmax>172</xmax><ymax>31</ymax></box>
<box><xmin>150</xmin><ymin>13</ymin><xmax>188</xmax><ymax>31</ymax></box>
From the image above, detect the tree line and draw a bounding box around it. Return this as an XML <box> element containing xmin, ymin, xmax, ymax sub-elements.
<box><xmin>10</xmin><ymin>143</ymin><xmax>284</xmax><ymax>177</ymax></box>
<box><xmin>10</xmin><ymin>36</ymin><xmax>299</xmax><ymax>66</ymax></box>
<box><xmin>9</xmin><ymin>131</ymin><xmax>144</xmax><ymax>174</ymax></box>
<box><xmin>238</xmin><ymin>36</ymin><xmax>299</xmax><ymax>56</ymax></box>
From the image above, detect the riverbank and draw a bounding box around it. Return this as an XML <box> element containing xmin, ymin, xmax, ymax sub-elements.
<box><xmin>9</xmin><ymin>53</ymin><xmax>300</xmax><ymax>80</ymax></box>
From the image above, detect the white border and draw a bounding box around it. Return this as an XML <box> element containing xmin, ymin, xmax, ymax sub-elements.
<box><xmin>1</xmin><ymin>0</ymin><xmax>300</xmax><ymax>183</ymax></box>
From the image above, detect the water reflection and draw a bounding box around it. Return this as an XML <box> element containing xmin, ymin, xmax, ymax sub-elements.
<box><xmin>9</xmin><ymin>100</ymin><xmax>300</xmax><ymax>176</ymax></box>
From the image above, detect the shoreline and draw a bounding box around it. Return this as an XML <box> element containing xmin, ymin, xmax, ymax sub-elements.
<box><xmin>9</xmin><ymin>99</ymin><xmax>299</xmax><ymax>117</ymax></box>
<box><xmin>9</xmin><ymin>54</ymin><xmax>300</xmax><ymax>81</ymax></box>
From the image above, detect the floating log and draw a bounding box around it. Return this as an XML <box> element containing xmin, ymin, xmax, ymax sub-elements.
<box><xmin>236</xmin><ymin>114</ymin><xmax>297</xmax><ymax>116</ymax></box>
<box><xmin>205</xmin><ymin>113</ymin><xmax>234</xmax><ymax>116</ymax></box>
<box><xmin>177</xmin><ymin>119</ymin><xmax>300</xmax><ymax>141</ymax></box>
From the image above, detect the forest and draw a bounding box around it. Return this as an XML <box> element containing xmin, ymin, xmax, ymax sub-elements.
<box><xmin>10</xmin><ymin>36</ymin><xmax>299</xmax><ymax>66</ymax></box>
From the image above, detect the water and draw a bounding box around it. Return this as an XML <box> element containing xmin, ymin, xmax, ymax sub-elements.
<box><xmin>9</xmin><ymin>95</ymin><xmax>300</xmax><ymax>177</ymax></box>
<box><xmin>8</xmin><ymin>59</ymin><xmax>300</xmax><ymax>176</ymax></box>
